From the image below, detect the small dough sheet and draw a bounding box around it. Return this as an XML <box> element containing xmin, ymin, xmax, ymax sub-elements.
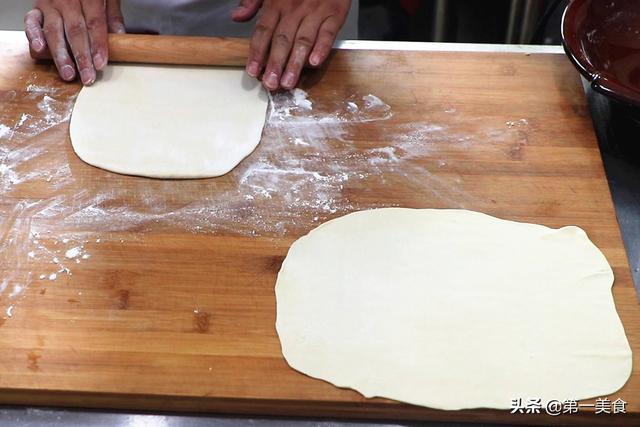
<box><xmin>275</xmin><ymin>208</ymin><xmax>632</xmax><ymax>410</ymax></box>
<box><xmin>70</xmin><ymin>65</ymin><xmax>269</xmax><ymax>178</ymax></box>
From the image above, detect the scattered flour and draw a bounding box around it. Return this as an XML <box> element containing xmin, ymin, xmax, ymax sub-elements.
<box><xmin>2</xmin><ymin>76</ymin><xmax>525</xmax><ymax>322</ymax></box>
<box><xmin>292</xmin><ymin>88</ymin><xmax>313</xmax><ymax>110</ymax></box>
<box><xmin>0</xmin><ymin>79</ymin><xmax>78</xmax><ymax>319</ymax></box>
<box><xmin>362</xmin><ymin>94</ymin><xmax>387</xmax><ymax>109</ymax></box>
<box><xmin>65</xmin><ymin>246</ymin><xmax>83</xmax><ymax>259</ymax></box>
<box><xmin>506</xmin><ymin>118</ymin><xmax>530</xmax><ymax>128</ymax></box>
<box><xmin>8</xmin><ymin>284</ymin><xmax>24</xmax><ymax>299</ymax></box>
<box><xmin>26</xmin><ymin>84</ymin><xmax>52</xmax><ymax>94</ymax></box>
<box><xmin>0</xmin><ymin>124</ymin><xmax>11</xmax><ymax>139</ymax></box>
<box><xmin>16</xmin><ymin>114</ymin><xmax>29</xmax><ymax>128</ymax></box>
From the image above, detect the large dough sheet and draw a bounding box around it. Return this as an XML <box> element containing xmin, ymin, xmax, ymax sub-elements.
<box><xmin>275</xmin><ymin>208</ymin><xmax>632</xmax><ymax>410</ymax></box>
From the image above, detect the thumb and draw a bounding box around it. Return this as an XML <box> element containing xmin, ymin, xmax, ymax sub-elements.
<box><xmin>231</xmin><ymin>0</ymin><xmax>263</xmax><ymax>22</ymax></box>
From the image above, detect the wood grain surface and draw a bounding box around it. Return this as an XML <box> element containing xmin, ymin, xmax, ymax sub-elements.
<box><xmin>0</xmin><ymin>30</ymin><xmax>638</xmax><ymax>425</ymax></box>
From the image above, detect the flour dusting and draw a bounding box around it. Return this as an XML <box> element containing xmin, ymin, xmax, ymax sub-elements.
<box><xmin>26</xmin><ymin>84</ymin><xmax>53</xmax><ymax>94</ymax></box>
<box><xmin>64</xmin><ymin>246</ymin><xmax>83</xmax><ymax>259</ymax></box>
<box><xmin>0</xmin><ymin>79</ymin><xmax>79</xmax><ymax>320</ymax></box>
<box><xmin>0</xmin><ymin>124</ymin><xmax>12</xmax><ymax>139</ymax></box>
<box><xmin>8</xmin><ymin>284</ymin><xmax>24</xmax><ymax>299</ymax></box>
<box><xmin>1</xmin><ymin>75</ymin><xmax>526</xmax><ymax>323</ymax></box>
<box><xmin>292</xmin><ymin>88</ymin><xmax>313</xmax><ymax>110</ymax></box>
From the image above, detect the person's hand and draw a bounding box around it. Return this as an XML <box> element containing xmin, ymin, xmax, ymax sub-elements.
<box><xmin>24</xmin><ymin>0</ymin><xmax>126</xmax><ymax>85</ymax></box>
<box><xmin>232</xmin><ymin>0</ymin><xmax>352</xmax><ymax>91</ymax></box>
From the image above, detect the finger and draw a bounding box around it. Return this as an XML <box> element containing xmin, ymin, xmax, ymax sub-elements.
<box><xmin>231</xmin><ymin>0</ymin><xmax>263</xmax><ymax>22</ymax></box>
<box><xmin>246</xmin><ymin>9</ymin><xmax>279</xmax><ymax>78</ymax></box>
<box><xmin>40</xmin><ymin>7</ymin><xmax>76</xmax><ymax>81</ymax></box>
<box><xmin>262</xmin><ymin>18</ymin><xmax>301</xmax><ymax>90</ymax></box>
<box><xmin>61</xmin><ymin>5</ymin><xmax>96</xmax><ymax>85</ymax></box>
<box><xmin>309</xmin><ymin>16</ymin><xmax>342</xmax><ymax>67</ymax></box>
<box><xmin>106</xmin><ymin>0</ymin><xmax>126</xmax><ymax>33</ymax></box>
<box><xmin>281</xmin><ymin>17</ymin><xmax>318</xmax><ymax>89</ymax></box>
<box><xmin>81</xmin><ymin>0</ymin><xmax>108</xmax><ymax>70</ymax></box>
<box><xmin>25</xmin><ymin>9</ymin><xmax>47</xmax><ymax>53</ymax></box>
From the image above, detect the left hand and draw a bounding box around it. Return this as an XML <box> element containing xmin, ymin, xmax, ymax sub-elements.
<box><xmin>232</xmin><ymin>0</ymin><xmax>352</xmax><ymax>91</ymax></box>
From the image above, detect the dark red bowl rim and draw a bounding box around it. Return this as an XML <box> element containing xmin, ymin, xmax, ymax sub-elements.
<box><xmin>561</xmin><ymin>0</ymin><xmax>640</xmax><ymax>106</ymax></box>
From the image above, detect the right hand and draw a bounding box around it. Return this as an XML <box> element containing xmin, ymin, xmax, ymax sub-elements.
<box><xmin>24</xmin><ymin>0</ymin><xmax>126</xmax><ymax>85</ymax></box>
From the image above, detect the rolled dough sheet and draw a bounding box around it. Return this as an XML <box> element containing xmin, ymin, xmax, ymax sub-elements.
<box><xmin>70</xmin><ymin>65</ymin><xmax>269</xmax><ymax>178</ymax></box>
<box><xmin>275</xmin><ymin>208</ymin><xmax>632</xmax><ymax>410</ymax></box>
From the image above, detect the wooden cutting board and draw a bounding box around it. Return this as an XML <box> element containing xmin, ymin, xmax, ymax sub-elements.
<box><xmin>0</xmin><ymin>30</ymin><xmax>638</xmax><ymax>425</ymax></box>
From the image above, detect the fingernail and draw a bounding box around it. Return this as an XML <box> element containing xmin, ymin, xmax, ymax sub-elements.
<box><xmin>33</xmin><ymin>38</ymin><xmax>44</xmax><ymax>51</ymax></box>
<box><xmin>310</xmin><ymin>53</ymin><xmax>320</xmax><ymax>66</ymax></box>
<box><xmin>265</xmin><ymin>72</ymin><xmax>279</xmax><ymax>89</ymax></box>
<box><xmin>114</xmin><ymin>24</ymin><xmax>126</xmax><ymax>34</ymax></box>
<box><xmin>80</xmin><ymin>68</ymin><xmax>95</xmax><ymax>85</ymax></box>
<box><xmin>93</xmin><ymin>53</ymin><xmax>105</xmax><ymax>70</ymax></box>
<box><xmin>61</xmin><ymin>65</ymin><xmax>75</xmax><ymax>81</ymax></box>
<box><xmin>282</xmin><ymin>72</ymin><xmax>295</xmax><ymax>88</ymax></box>
<box><xmin>247</xmin><ymin>61</ymin><xmax>260</xmax><ymax>77</ymax></box>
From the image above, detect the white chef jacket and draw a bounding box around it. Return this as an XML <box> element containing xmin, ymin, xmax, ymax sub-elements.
<box><xmin>121</xmin><ymin>0</ymin><xmax>358</xmax><ymax>39</ymax></box>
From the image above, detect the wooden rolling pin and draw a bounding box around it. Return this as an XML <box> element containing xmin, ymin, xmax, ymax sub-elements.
<box><xmin>32</xmin><ymin>33</ymin><xmax>251</xmax><ymax>67</ymax></box>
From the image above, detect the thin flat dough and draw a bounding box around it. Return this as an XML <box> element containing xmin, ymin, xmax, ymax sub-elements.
<box><xmin>70</xmin><ymin>65</ymin><xmax>269</xmax><ymax>178</ymax></box>
<box><xmin>276</xmin><ymin>208</ymin><xmax>632</xmax><ymax>410</ymax></box>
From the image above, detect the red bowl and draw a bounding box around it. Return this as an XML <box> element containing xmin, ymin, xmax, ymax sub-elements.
<box><xmin>562</xmin><ymin>0</ymin><xmax>640</xmax><ymax>106</ymax></box>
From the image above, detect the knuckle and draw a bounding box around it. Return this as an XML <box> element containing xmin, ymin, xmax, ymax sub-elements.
<box><xmin>254</xmin><ymin>23</ymin><xmax>272</xmax><ymax>36</ymax></box>
<box><xmin>42</xmin><ymin>23</ymin><xmax>58</xmax><ymax>37</ymax></box>
<box><xmin>294</xmin><ymin>35</ymin><xmax>313</xmax><ymax>48</ymax></box>
<box><xmin>273</xmin><ymin>32</ymin><xmax>292</xmax><ymax>47</ymax></box>
<box><xmin>66</xmin><ymin>20</ymin><xmax>86</xmax><ymax>38</ymax></box>
<box><xmin>85</xmin><ymin>16</ymin><xmax>105</xmax><ymax>31</ymax></box>
<box><xmin>319</xmin><ymin>27</ymin><xmax>337</xmax><ymax>39</ymax></box>
<box><xmin>324</xmin><ymin>2</ymin><xmax>345</xmax><ymax>14</ymax></box>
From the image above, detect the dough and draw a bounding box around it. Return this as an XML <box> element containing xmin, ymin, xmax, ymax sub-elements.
<box><xmin>275</xmin><ymin>208</ymin><xmax>632</xmax><ymax>410</ymax></box>
<box><xmin>70</xmin><ymin>65</ymin><xmax>269</xmax><ymax>178</ymax></box>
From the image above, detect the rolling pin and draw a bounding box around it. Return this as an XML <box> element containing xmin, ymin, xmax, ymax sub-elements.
<box><xmin>31</xmin><ymin>33</ymin><xmax>251</xmax><ymax>67</ymax></box>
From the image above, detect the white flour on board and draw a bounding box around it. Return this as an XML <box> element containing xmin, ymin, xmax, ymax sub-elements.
<box><xmin>0</xmin><ymin>124</ymin><xmax>11</xmax><ymax>139</ymax></box>
<box><xmin>65</xmin><ymin>246</ymin><xmax>83</xmax><ymax>259</ymax></box>
<box><xmin>292</xmin><ymin>88</ymin><xmax>313</xmax><ymax>110</ymax></box>
<box><xmin>26</xmin><ymin>84</ymin><xmax>52</xmax><ymax>94</ymax></box>
<box><xmin>0</xmin><ymin>75</ymin><xmax>83</xmax><ymax>318</ymax></box>
<box><xmin>0</xmin><ymin>75</ymin><xmax>532</xmax><ymax>320</ymax></box>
